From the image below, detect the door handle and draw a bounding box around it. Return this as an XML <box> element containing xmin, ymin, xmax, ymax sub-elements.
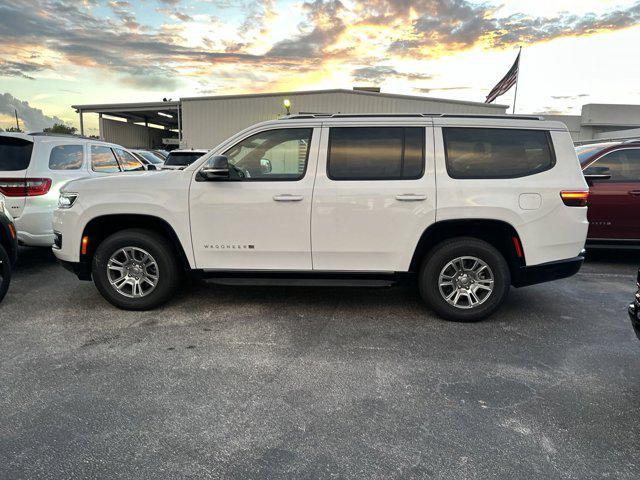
<box><xmin>395</xmin><ymin>194</ymin><xmax>427</xmax><ymax>201</ymax></box>
<box><xmin>273</xmin><ymin>194</ymin><xmax>304</xmax><ymax>202</ymax></box>
<box><xmin>628</xmin><ymin>190</ymin><xmax>640</xmax><ymax>196</ymax></box>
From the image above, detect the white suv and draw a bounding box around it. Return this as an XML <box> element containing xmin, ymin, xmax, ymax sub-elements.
<box><xmin>52</xmin><ymin>114</ymin><xmax>589</xmax><ymax>321</ymax></box>
<box><xmin>0</xmin><ymin>132</ymin><xmax>146</xmax><ymax>247</ymax></box>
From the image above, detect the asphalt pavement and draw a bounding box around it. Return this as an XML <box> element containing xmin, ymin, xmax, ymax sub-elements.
<box><xmin>1</xmin><ymin>248</ymin><xmax>639</xmax><ymax>479</ymax></box>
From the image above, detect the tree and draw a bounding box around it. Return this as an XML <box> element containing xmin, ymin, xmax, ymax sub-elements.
<box><xmin>43</xmin><ymin>123</ymin><xmax>77</xmax><ymax>135</ymax></box>
<box><xmin>5</xmin><ymin>126</ymin><xmax>22</xmax><ymax>132</ymax></box>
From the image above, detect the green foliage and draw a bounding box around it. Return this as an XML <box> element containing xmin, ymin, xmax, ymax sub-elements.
<box><xmin>43</xmin><ymin>123</ymin><xmax>77</xmax><ymax>135</ymax></box>
<box><xmin>5</xmin><ymin>126</ymin><xmax>23</xmax><ymax>132</ymax></box>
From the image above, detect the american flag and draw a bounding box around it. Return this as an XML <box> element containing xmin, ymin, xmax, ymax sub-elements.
<box><xmin>485</xmin><ymin>50</ymin><xmax>520</xmax><ymax>104</ymax></box>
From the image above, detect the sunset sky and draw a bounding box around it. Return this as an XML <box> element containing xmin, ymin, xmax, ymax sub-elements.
<box><xmin>1</xmin><ymin>0</ymin><xmax>640</xmax><ymax>133</ymax></box>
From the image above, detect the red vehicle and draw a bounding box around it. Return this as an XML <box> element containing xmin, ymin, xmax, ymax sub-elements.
<box><xmin>577</xmin><ymin>140</ymin><xmax>640</xmax><ymax>247</ymax></box>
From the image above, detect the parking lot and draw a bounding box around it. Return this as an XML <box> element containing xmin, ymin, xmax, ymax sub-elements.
<box><xmin>0</xmin><ymin>248</ymin><xmax>639</xmax><ymax>479</ymax></box>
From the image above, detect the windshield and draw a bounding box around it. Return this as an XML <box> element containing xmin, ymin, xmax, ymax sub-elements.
<box><xmin>0</xmin><ymin>136</ymin><xmax>33</xmax><ymax>171</ymax></box>
<box><xmin>575</xmin><ymin>143</ymin><xmax>617</xmax><ymax>163</ymax></box>
<box><xmin>164</xmin><ymin>152</ymin><xmax>205</xmax><ymax>167</ymax></box>
<box><xmin>136</xmin><ymin>151</ymin><xmax>164</xmax><ymax>164</ymax></box>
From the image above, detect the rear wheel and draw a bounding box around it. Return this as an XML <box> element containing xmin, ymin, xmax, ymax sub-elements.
<box><xmin>0</xmin><ymin>244</ymin><xmax>11</xmax><ymax>304</ymax></box>
<box><xmin>92</xmin><ymin>229</ymin><xmax>180</xmax><ymax>310</ymax></box>
<box><xmin>419</xmin><ymin>237</ymin><xmax>511</xmax><ymax>322</ymax></box>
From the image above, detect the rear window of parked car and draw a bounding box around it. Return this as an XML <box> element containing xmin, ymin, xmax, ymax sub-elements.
<box><xmin>443</xmin><ymin>128</ymin><xmax>555</xmax><ymax>179</ymax></box>
<box><xmin>164</xmin><ymin>152</ymin><xmax>205</xmax><ymax>167</ymax></box>
<box><xmin>0</xmin><ymin>136</ymin><xmax>33</xmax><ymax>171</ymax></box>
<box><xmin>49</xmin><ymin>145</ymin><xmax>84</xmax><ymax>170</ymax></box>
<box><xmin>328</xmin><ymin>127</ymin><xmax>425</xmax><ymax>180</ymax></box>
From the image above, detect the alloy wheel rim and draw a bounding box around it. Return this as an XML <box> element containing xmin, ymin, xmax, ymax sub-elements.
<box><xmin>438</xmin><ymin>256</ymin><xmax>494</xmax><ymax>309</ymax></box>
<box><xmin>107</xmin><ymin>247</ymin><xmax>159</xmax><ymax>298</ymax></box>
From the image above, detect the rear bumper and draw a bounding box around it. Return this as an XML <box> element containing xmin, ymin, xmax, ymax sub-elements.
<box><xmin>512</xmin><ymin>255</ymin><xmax>584</xmax><ymax>288</ymax></box>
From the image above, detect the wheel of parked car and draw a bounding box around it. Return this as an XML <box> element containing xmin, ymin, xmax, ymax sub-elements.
<box><xmin>92</xmin><ymin>229</ymin><xmax>180</xmax><ymax>310</ymax></box>
<box><xmin>419</xmin><ymin>237</ymin><xmax>511</xmax><ymax>322</ymax></box>
<box><xmin>0</xmin><ymin>244</ymin><xmax>11</xmax><ymax>304</ymax></box>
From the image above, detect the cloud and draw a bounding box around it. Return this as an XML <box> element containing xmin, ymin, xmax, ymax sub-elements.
<box><xmin>352</xmin><ymin>65</ymin><xmax>432</xmax><ymax>83</ymax></box>
<box><xmin>0</xmin><ymin>92</ymin><xmax>66</xmax><ymax>131</ymax></box>
<box><xmin>0</xmin><ymin>60</ymin><xmax>48</xmax><ymax>79</ymax></box>
<box><xmin>1</xmin><ymin>0</ymin><xmax>640</xmax><ymax>96</ymax></box>
<box><xmin>417</xmin><ymin>86</ymin><xmax>472</xmax><ymax>93</ymax></box>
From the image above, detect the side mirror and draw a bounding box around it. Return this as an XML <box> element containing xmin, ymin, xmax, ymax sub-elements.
<box><xmin>584</xmin><ymin>166</ymin><xmax>611</xmax><ymax>183</ymax></box>
<box><xmin>260</xmin><ymin>158</ymin><xmax>272</xmax><ymax>174</ymax></box>
<box><xmin>199</xmin><ymin>155</ymin><xmax>229</xmax><ymax>181</ymax></box>
<box><xmin>146</xmin><ymin>164</ymin><xmax>158</xmax><ymax>171</ymax></box>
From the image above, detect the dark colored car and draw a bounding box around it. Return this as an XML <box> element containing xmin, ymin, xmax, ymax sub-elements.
<box><xmin>577</xmin><ymin>140</ymin><xmax>640</xmax><ymax>247</ymax></box>
<box><xmin>0</xmin><ymin>195</ymin><xmax>18</xmax><ymax>303</ymax></box>
<box><xmin>629</xmin><ymin>270</ymin><xmax>640</xmax><ymax>341</ymax></box>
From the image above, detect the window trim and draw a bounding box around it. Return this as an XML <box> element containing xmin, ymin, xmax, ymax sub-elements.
<box><xmin>47</xmin><ymin>144</ymin><xmax>85</xmax><ymax>171</ymax></box>
<box><xmin>221</xmin><ymin>127</ymin><xmax>314</xmax><ymax>182</ymax></box>
<box><xmin>442</xmin><ymin>127</ymin><xmax>557</xmax><ymax>180</ymax></box>
<box><xmin>90</xmin><ymin>144</ymin><xmax>122</xmax><ymax>173</ymax></box>
<box><xmin>583</xmin><ymin>147</ymin><xmax>640</xmax><ymax>183</ymax></box>
<box><xmin>326</xmin><ymin>126</ymin><xmax>426</xmax><ymax>181</ymax></box>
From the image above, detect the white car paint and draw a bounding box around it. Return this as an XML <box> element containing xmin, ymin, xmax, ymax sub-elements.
<box><xmin>52</xmin><ymin>115</ymin><xmax>588</xmax><ymax>274</ymax></box>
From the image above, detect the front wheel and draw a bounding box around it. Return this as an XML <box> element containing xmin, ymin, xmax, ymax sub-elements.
<box><xmin>0</xmin><ymin>244</ymin><xmax>11</xmax><ymax>304</ymax></box>
<box><xmin>92</xmin><ymin>229</ymin><xmax>180</xmax><ymax>310</ymax></box>
<box><xmin>419</xmin><ymin>237</ymin><xmax>511</xmax><ymax>322</ymax></box>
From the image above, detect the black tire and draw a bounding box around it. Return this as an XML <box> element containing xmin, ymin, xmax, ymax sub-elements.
<box><xmin>419</xmin><ymin>237</ymin><xmax>511</xmax><ymax>322</ymax></box>
<box><xmin>92</xmin><ymin>229</ymin><xmax>180</xmax><ymax>310</ymax></box>
<box><xmin>0</xmin><ymin>244</ymin><xmax>11</xmax><ymax>304</ymax></box>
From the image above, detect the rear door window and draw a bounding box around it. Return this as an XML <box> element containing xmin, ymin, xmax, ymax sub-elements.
<box><xmin>49</xmin><ymin>145</ymin><xmax>84</xmax><ymax>170</ymax></box>
<box><xmin>327</xmin><ymin>127</ymin><xmax>425</xmax><ymax>180</ymax></box>
<box><xmin>443</xmin><ymin>128</ymin><xmax>555</xmax><ymax>179</ymax></box>
<box><xmin>114</xmin><ymin>148</ymin><xmax>145</xmax><ymax>171</ymax></box>
<box><xmin>91</xmin><ymin>145</ymin><xmax>121</xmax><ymax>173</ymax></box>
<box><xmin>0</xmin><ymin>136</ymin><xmax>33</xmax><ymax>171</ymax></box>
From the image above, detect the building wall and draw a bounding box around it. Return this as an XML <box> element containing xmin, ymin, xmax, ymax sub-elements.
<box><xmin>100</xmin><ymin>117</ymin><xmax>175</xmax><ymax>149</ymax></box>
<box><xmin>541</xmin><ymin>104</ymin><xmax>640</xmax><ymax>143</ymax></box>
<box><xmin>181</xmin><ymin>90</ymin><xmax>507</xmax><ymax>149</ymax></box>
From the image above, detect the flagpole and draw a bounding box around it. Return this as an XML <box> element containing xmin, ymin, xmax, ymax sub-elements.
<box><xmin>512</xmin><ymin>46</ymin><xmax>522</xmax><ymax>114</ymax></box>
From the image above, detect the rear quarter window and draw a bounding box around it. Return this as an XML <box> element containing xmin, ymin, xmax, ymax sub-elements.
<box><xmin>443</xmin><ymin>128</ymin><xmax>555</xmax><ymax>179</ymax></box>
<box><xmin>49</xmin><ymin>145</ymin><xmax>84</xmax><ymax>170</ymax></box>
<box><xmin>0</xmin><ymin>137</ymin><xmax>33</xmax><ymax>171</ymax></box>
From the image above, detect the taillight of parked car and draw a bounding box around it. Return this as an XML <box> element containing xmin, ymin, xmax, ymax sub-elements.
<box><xmin>560</xmin><ymin>190</ymin><xmax>589</xmax><ymax>207</ymax></box>
<box><xmin>0</xmin><ymin>178</ymin><xmax>52</xmax><ymax>197</ymax></box>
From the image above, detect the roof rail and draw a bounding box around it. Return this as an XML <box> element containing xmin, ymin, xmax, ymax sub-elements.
<box><xmin>281</xmin><ymin>113</ymin><xmax>545</xmax><ymax>121</ymax></box>
<box><xmin>28</xmin><ymin>131</ymin><xmax>98</xmax><ymax>140</ymax></box>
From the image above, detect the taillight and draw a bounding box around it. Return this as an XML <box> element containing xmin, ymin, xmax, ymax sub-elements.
<box><xmin>0</xmin><ymin>178</ymin><xmax>52</xmax><ymax>197</ymax></box>
<box><xmin>560</xmin><ymin>190</ymin><xmax>589</xmax><ymax>207</ymax></box>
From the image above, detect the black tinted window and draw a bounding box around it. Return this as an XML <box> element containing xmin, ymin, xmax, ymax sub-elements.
<box><xmin>49</xmin><ymin>145</ymin><xmax>84</xmax><ymax>170</ymax></box>
<box><xmin>0</xmin><ymin>137</ymin><xmax>33</xmax><ymax>171</ymax></box>
<box><xmin>164</xmin><ymin>152</ymin><xmax>205</xmax><ymax>167</ymax></box>
<box><xmin>328</xmin><ymin>127</ymin><xmax>425</xmax><ymax>180</ymax></box>
<box><xmin>443</xmin><ymin>128</ymin><xmax>555</xmax><ymax>179</ymax></box>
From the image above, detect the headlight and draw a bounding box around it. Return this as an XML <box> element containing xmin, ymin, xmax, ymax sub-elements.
<box><xmin>58</xmin><ymin>192</ymin><xmax>78</xmax><ymax>209</ymax></box>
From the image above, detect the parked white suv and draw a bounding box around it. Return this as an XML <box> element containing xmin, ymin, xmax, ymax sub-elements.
<box><xmin>52</xmin><ymin>114</ymin><xmax>588</xmax><ymax>321</ymax></box>
<box><xmin>0</xmin><ymin>132</ymin><xmax>146</xmax><ymax>246</ymax></box>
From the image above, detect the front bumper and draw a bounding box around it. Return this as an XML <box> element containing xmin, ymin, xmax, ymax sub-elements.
<box><xmin>512</xmin><ymin>255</ymin><xmax>584</xmax><ymax>288</ymax></box>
